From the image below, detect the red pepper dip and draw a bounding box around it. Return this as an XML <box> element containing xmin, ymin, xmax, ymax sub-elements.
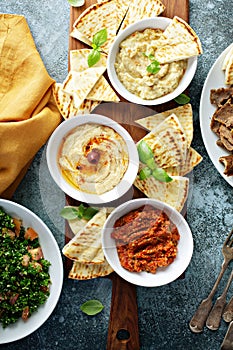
<box><xmin>111</xmin><ymin>205</ymin><xmax>180</xmax><ymax>274</ymax></box>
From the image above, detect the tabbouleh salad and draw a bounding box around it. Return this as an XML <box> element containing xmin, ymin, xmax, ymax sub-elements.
<box><xmin>0</xmin><ymin>207</ymin><xmax>51</xmax><ymax>328</ymax></box>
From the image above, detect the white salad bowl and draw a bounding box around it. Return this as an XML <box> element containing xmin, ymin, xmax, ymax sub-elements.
<box><xmin>102</xmin><ymin>198</ymin><xmax>193</xmax><ymax>287</ymax></box>
<box><xmin>0</xmin><ymin>199</ymin><xmax>63</xmax><ymax>344</ymax></box>
<box><xmin>107</xmin><ymin>17</ymin><xmax>197</xmax><ymax>106</ymax></box>
<box><xmin>46</xmin><ymin>114</ymin><xmax>139</xmax><ymax>205</ymax></box>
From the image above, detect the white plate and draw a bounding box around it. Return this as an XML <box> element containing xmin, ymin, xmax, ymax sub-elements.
<box><xmin>0</xmin><ymin>199</ymin><xmax>63</xmax><ymax>344</ymax></box>
<box><xmin>200</xmin><ymin>43</ymin><xmax>233</xmax><ymax>187</ymax></box>
<box><xmin>102</xmin><ymin>198</ymin><xmax>193</xmax><ymax>287</ymax></box>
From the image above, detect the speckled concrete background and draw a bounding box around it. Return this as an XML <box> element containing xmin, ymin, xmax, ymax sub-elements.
<box><xmin>0</xmin><ymin>1</ymin><xmax>233</xmax><ymax>349</ymax></box>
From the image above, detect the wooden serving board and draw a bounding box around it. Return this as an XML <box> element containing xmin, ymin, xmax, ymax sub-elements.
<box><xmin>67</xmin><ymin>1</ymin><xmax>189</xmax><ymax>349</ymax></box>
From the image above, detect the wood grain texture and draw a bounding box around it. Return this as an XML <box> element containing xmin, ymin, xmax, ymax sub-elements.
<box><xmin>67</xmin><ymin>2</ymin><xmax>189</xmax><ymax>349</ymax></box>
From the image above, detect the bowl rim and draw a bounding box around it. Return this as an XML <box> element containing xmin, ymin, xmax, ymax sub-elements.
<box><xmin>102</xmin><ymin>197</ymin><xmax>193</xmax><ymax>287</ymax></box>
<box><xmin>46</xmin><ymin>114</ymin><xmax>139</xmax><ymax>205</ymax></box>
<box><xmin>0</xmin><ymin>198</ymin><xmax>63</xmax><ymax>343</ymax></box>
<box><xmin>107</xmin><ymin>16</ymin><xmax>197</xmax><ymax>106</ymax></box>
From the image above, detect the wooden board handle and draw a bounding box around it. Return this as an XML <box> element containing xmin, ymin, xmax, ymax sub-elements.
<box><xmin>107</xmin><ymin>274</ymin><xmax>139</xmax><ymax>350</ymax></box>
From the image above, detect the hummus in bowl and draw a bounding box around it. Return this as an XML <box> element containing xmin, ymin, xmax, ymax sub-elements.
<box><xmin>107</xmin><ymin>17</ymin><xmax>197</xmax><ymax>106</ymax></box>
<box><xmin>46</xmin><ymin>114</ymin><xmax>139</xmax><ymax>204</ymax></box>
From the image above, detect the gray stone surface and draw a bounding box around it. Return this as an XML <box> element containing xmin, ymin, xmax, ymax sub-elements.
<box><xmin>0</xmin><ymin>0</ymin><xmax>233</xmax><ymax>349</ymax></box>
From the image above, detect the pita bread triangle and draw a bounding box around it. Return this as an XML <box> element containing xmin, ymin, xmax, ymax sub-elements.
<box><xmin>70</xmin><ymin>28</ymin><xmax>93</xmax><ymax>47</ymax></box>
<box><xmin>165</xmin><ymin>147</ymin><xmax>203</xmax><ymax>176</ymax></box>
<box><xmin>134</xmin><ymin>170</ymin><xmax>189</xmax><ymax>212</ymax></box>
<box><xmin>72</xmin><ymin>0</ymin><xmax>129</xmax><ymax>53</ymax></box>
<box><xmin>155</xmin><ymin>16</ymin><xmax>203</xmax><ymax>63</ymax></box>
<box><xmin>139</xmin><ymin>113</ymin><xmax>188</xmax><ymax>168</ymax></box>
<box><xmin>135</xmin><ymin>104</ymin><xmax>193</xmax><ymax>148</ymax></box>
<box><xmin>225</xmin><ymin>55</ymin><xmax>233</xmax><ymax>85</ymax></box>
<box><xmin>69</xmin><ymin>49</ymin><xmax>119</xmax><ymax>102</ymax></box>
<box><xmin>53</xmin><ymin>83</ymin><xmax>100</xmax><ymax>119</ymax></box>
<box><xmin>69</xmin><ymin>258</ymin><xmax>113</xmax><ymax>280</ymax></box>
<box><xmin>222</xmin><ymin>44</ymin><xmax>233</xmax><ymax>71</ymax></box>
<box><xmin>88</xmin><ymin>76</ymin><xmax>120</xmax><ymax>102</ymax></box>
<box><xmin>119</xmin><ymin>0</ymin><xmax>165</xmax><ymax>32</ymax></box>
<box><xmin>62</xmin><ymin>208</ymin><xmax>107</xmax><ymax>264</ymax></box>
<box><xmin>70</xmin><ymin>49</ymin><xmax>107</xmax><ymax>72</ymax></box>
<box><xmin>62</xmin><ymin>67</ymin><xmax>105</xmax><ymax>109</ymax></box>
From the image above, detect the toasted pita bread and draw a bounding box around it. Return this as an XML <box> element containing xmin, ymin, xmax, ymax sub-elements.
<box><xmin>165</xmin><ymin>147</ymin><xmax>203</xmax><ymax>176</ymax></box>
<box><xmin>222</xmin><ymin>44</ymin><xmax>233</xmax><ymax>70</ymax></box>
<box><xmin>119</xmin><ymin>0</ymin><xmax>165</xmax><ymax>32</ymax></box>
<box><xmin>69</xmin><ymin>49</ymin><xmax>119</xmax><ymax>102</ymax></box>
<box><xmin>134</xmin><ymin>172</ymin><xmax>189</xmax><ymax>212</ymax></box>
<box><xmin>225</xmin><ymin>55</ymin><xmax>233</xmax><ymax>85</ymax></box>
<box><xmin>70</xmin><ymin>28</ymin><xmax>93</xmax><ymax>47</ymax></box>
<box><xmin>155</xmin><ymin>16</ymin><xmax>203</xmax><ymax>63</ymax></box>
<box><xmin>62</xmin><ymin>208</ymin><xmax>107</xmax><ymax>264</ymax></box>
<box><xmin>52</xmin><ymin>83</ymin><xmax>100</xmax><ymax>119</ymax></box>
<box><xmin>62</xmin><ymin>67</ymin><xmax>105</xmax><ymax>109</ymax></box>
<box><xmin>135</xmin><ymin>104</ymin><xmax>193</xmax><ymax>147</ymax></box>
<box><xmin>70</xmin><ymin>49</ymin><xmax>107</xmax><ymax>72</ymax></box>
<box><xmin>88</xmin><ymin>76</ymin><xmax>120</xmax><ymax>102</ymax></box>
<box><xmin>69</xmin><ymin>258</ymin><xmax>113</xmax><ymax>280</ymax></box>
<box><xmin>72</xmin><ymin>0</ymin><xmax>129</xmax><ymax>53</ymax></box>
<box><xmin>139</xmin><ymin>114</ymin><xmax>188</xmax><ymax>168</ymax></box>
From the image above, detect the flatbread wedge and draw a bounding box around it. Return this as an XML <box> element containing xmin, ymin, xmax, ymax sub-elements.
<box><xmin>119</xmin><ymin>0</ymin><xmax>165</xmax><ymax>32</ymax></box>
<box><xmin>62</xmin><ymin>208</ymin><xmax>107</xmax><ymax>264</ymax></box>
<box><xmin>72</xmin><ymin>0</ymin><xmax>129</xmax><ymax>53</ymax></box>
<box><xmin>62</xmin><ymin>67</ymin><xmax>106</xmax><ymax>109</ymax></box>
<box><xmin>68</xmin><ymin>258</ymin><xmax>113</xmax><ymax>280</ymax></box>
<box><xmin>70</xmin><ymin>28</ymin><xmax>93</xmax><ymax>47</ymax></box>
<box><xmin>139</xmin><ymin>113</ymin><xmax>188</xmax><ymax>168</ymax></box>
<box><xmin>155</xmin><ymin>16</ymin><xmax>203</xmax><ymax>63</ymax></box>
<box><xmin>70</xmin><ymin>49</ymin><xmax>107</xmax><ymax>72</ymax></box>
<box><xmin>165</xmin><ymin>147</ymin><xmax>203</xmax><ymax>176</ymax></box>
<box><xmin>52</xmin><ymin>83</ymin><xmax>100</xmax><ymax>119</ymax></box>
<box><xmin>135</xmin><ymin>104</ymin><xmax>193</xmax><ymax>147</ymax></box>
<box><xmin>87</xmin><ymin>76</ymin><xmax>120</xmax><ymax>102</ymax></box>
<box><xmin>225</xmin><ymin>55</ymin><xmax>233</xmax><ymax>85</ymax></box>
<box><xmin>134</xmin><ymin>172</ymin><xmax>189</xmax><ymax>212</ymax></box>
<box><xmin>222</xmin><ymin>44</ymin><xmax>233</xmax><ymax>70</ymax></box>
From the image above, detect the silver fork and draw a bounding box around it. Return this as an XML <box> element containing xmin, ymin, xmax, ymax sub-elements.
<box><xmin>189</xmin><ymin>228</ymin><xmax>233</xmax><ymax>333</ymax></box>
<box><xmin>206</xmin><ymin>268</ymin><xmax>233</xmax><ymax>330</ymax></box>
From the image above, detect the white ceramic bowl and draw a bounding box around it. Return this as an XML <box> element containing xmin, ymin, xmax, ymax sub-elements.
<box><xmin>0</xmin><ymin>199</ymin><xmax>63</xmax><ymax>344</ymax></box>
<box><xmin>107</xmin><ymin>17</ymin><xmax>197</xmax><ymax>106</ymax></box>
<box><xmin>102</xmin><ymin>198</ymin><xmax>193</xmax><ymax>287</ymax></box>
<box><xmin>46</xmin><ymin>114</ymin><xmax>139</xmax><ymax>205</ymax></box>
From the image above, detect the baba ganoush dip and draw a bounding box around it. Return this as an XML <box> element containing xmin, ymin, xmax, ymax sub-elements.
<box><xmin>115</xmin><ymin>28</ymin><xmax>187</xmax><ymax>100</ymax></box>
<box><xmin>58</xmin><ymin>123</ymin><xmax>129</xmax><ymax>195</ymax></box>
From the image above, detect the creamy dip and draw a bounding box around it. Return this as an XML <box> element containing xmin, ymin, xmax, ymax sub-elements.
<box><xmin>115</xmin><ymin>28</ymin><xmax>187</xmax><ymax>100</ymax></box>
<box><xmin>58</xmin><ymin>123</ymin><xmax>129</xmax><ymax>195</ymax></box>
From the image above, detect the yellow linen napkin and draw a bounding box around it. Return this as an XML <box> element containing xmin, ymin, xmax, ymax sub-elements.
<box><xmin>0</xmin><ymin>14</ymin><xmax>62</xmax><ymax>198</ymax></box>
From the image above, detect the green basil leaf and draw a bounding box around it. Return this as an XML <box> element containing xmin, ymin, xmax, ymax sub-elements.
<box><xmin>60</xmin><ymin>204</ymin><xmax>98</xmax><ymax>221</ymax></box>
<box><xmin>152</xmin><ymin>168</ymin><xmax>173</xmax><ymax>183</ymax></box>
<box><xmin>137</xmin><ymin>140</ymin><xmax>154</xmax><ymax>164</ymax></box>
<box><xmin>142</xmin><ymin>52</ymin><xmax>155</xmax><ymax>60</ymax></box>
<box><xmin>174</xmin><ymin>93</ymin><xmax>190</xmax><ymax>105</ymax></box>
<box><xmin>77</xmin><ymin>203</ymin><xmax>86</xmax><ymax>219</ymax></box>
<box><xmin>147</xmin><ymin>60</ymin><xmax>160</xmax><ymax>74</ymax></box>
<box><xmin>92</xmin><ymin>28</ymin><xmax>107</xmax><ymax>47</ymax></box>
<box><xmin>145</xmin><ymin>157</ymin><xmax>157</xmax><ymax>170</ymax></box>
<box><xmin>83</xmin><ymin>207</ymin><xmax>99</xmax><ymax>220</ymax></box>
<box><xmin>60</xmin><ymin>207</ymin><xmax>80</xmax><ymax>220</ymax></box>
<box><xmin>87</xmin><ymin>49</ymin><xmax>101</xmax><ymax>67</ymax></box>
<box><xmin>68</xmin><ymin>0</ymin><xmax>84</xmax><ymax>6</ymax></box>
<box><xmin>80</xmin><ymin>300</ymin><xmax>104</xmax><ymax>316</ymax></box>
<box><xmin>139</xmin><ymin>167</ymin><xmax>152</xmax><ymax>180</ymax></box>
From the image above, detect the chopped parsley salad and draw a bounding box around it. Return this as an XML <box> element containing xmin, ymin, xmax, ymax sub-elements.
<box><xmin>0</xmin><ymin>207</ymin><xmax>51</xmax><ymax>328</ymax></box>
